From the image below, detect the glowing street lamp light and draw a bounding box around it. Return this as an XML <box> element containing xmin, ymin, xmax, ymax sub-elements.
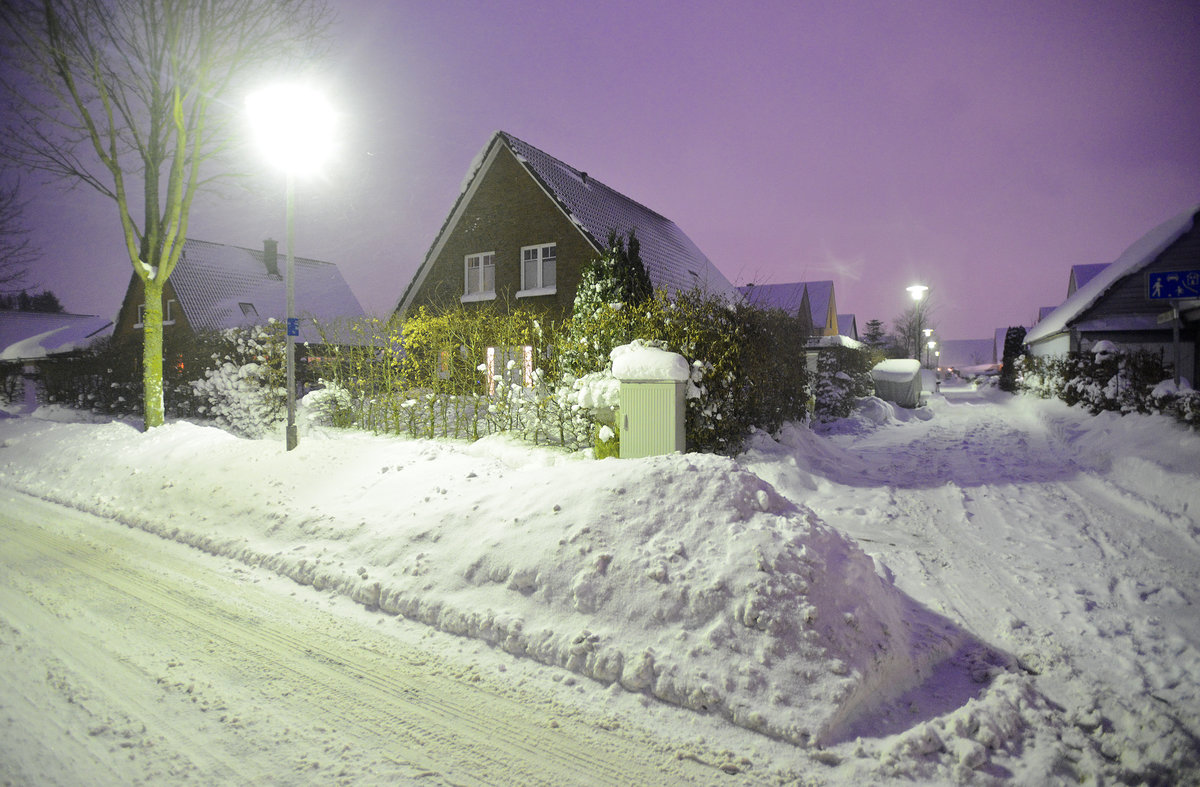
<box><xmin>906</xmin><ymin>284</ymin><xmax>929</xmax><ymax>360</ymax></box>
<box><xmin>926</xmin><ymin>339</ymin><xmax>937</xmax><ymax>368</ymax></box>
<box><xmin>246</xmin><ymin>84</ymin><xmax>336</xmax><ymax>451</ymax></box>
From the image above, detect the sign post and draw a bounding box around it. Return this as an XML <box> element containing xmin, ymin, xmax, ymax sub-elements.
<box><xmin>1147</xmin><ymin>271</ymin><xmax>1198</xmax><ymax>388</ymax></box>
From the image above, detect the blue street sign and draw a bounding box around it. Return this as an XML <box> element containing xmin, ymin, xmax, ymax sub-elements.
<box><xmin>1147</xmin><ymin>270</ymin><xmax>1200</xmax><ymax>300</ymax></box>
<box><xmin>286</xmin><ymin>317</ymin><xmax>300</xmax><ymax>337</ymax></box>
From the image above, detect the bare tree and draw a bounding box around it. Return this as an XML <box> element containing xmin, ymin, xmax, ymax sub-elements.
<box><xmin>0</xmin><ymin>0</ymin><xmax>332</xmax><ymax>428</ymax></box>
<box><xmin>0</xmin><ymin>180</ymin><xmax>36</xmax><ymax>292</ymax></box>
<box><xmin>892</xmin><ymin>303</ymin><xmax>937</xmax><ymax>361</ymax></box>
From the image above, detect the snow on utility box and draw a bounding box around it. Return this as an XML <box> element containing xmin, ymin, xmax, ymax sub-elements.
<box><xmin>611</xmin><ymin>342</ymin><xmax>689</xmax><ymax>458</ymax></box>
<box><xmin>871</xmin><ymin>358</ymin><xmax>923</xmax><ymax>408</ymax></box>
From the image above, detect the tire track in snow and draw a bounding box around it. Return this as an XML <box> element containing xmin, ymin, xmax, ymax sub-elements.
<box><xmin>0</xmin><ymin>492</ymin><xmax>722</xmax><ymax>785</ymax></box>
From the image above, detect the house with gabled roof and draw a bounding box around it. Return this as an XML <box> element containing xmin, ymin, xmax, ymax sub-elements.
<box><xmin>737</xmin><ymin>280</ymin><xmax>840</xmax><ymax>338</ymax></box>
<box><xmin>1025</xmin><ymin>205</ymin><xmax>1200</xmax><ymax>384</ymax></box>
<box><xmin>394</xmin><ymin>131</ymin><xmax>737</xmax><ymax>321</ymax></box>
<box><xmin>1068</xmin><ymin>263</ymin><xmax>1109</xmax><ymax>296</ymax></box>
<box><xmin>114</xmin><ymin>238</ymin><xmax>365</xmax><ymax>346</ymax></box>
<box><xmin>1</xmin><ymin>310</ymin><xmax>114</xmax><ymax>411</ymax></box>
<box><xmin>837</xmin><ymin>314</ymin><xmax>858</xmax><ymax>341</ymax></box>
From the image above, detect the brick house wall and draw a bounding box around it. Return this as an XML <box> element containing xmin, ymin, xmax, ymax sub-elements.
<box><xmin>402</xmin><ymin>145</ymin><xmax>600</xmax><ymax>323</ymax></box>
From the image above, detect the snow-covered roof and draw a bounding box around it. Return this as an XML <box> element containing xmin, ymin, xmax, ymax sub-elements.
<box><xmin>1068</xmin><ymin>263</ymin><xmax>1109</xmax><ymax>296</ymax></box>
<box><xmin>497</xmin><ymin>132</ymin><xmax>738</xmax><ymax>300</ymax></box>
<box><xmin>738</xmin><ymin>280</ymin><xmax>834</xmax><ymax>329</ymax></box>
<box><xmin>737</xmin><ymin>282</ymin><xmax>806</xmax><ymax>314</ymax></box>
<box><xmin>810</xmin><ymin>334</ymin><xmax>863</xmax><ymax>350</ymax></box>
<box><xmin>1026</xmin><ymin>206</ymin><xmax>1199</xmax><ymax>345</ymax></box>
<box><xmin>0</xmin><ymin>311</ymin><xmax>112</xmax><ymax>361</ymax></box>
<box><xmin>170</xmin><ymin>239</ymin><xmax>365</xmax><ymax>344</ymax></box>
<box><xmin>1037</xmin><ymin>306</ymin><xmax>1056</xmax><ymax>322</ymax></box>
<box><xmin>938</xmin><ymin>338</ymin><xmax>996</xmax><ymax>368</ymax></box>
<box><xmin>804</xmin><ymin>280</ymin><xmax>834</xmax><ymax>327</ymax></box>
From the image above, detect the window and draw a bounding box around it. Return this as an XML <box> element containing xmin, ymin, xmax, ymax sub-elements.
<box><xmin>239</xmin><ymin>302</ymin><xmax>258</xmax><ymax>318</ymax></box>
<box><xmin>135</xmin><ymin>299</ymin><xmax>176</xmax><ymax>327</ymax></box>
<box><xmin>463</xmin><ymin>252</ymin><xmax>495</xmax><ymax>301</ymax></box>
<box><xmin>518</xmin><ymin>243</ymin><xmax>556</xmax><ymax>296</ymax></box>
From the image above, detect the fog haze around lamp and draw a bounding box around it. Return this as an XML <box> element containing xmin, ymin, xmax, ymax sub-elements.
<box><xmin>907</xmin><ymin>284</ymin><xmax>928</xmax><ymax>302</ymax></box>
<box><xmin>245</xmin><ymin>84</ymin><xmax>336</xmax><ymax>176</ymax></box>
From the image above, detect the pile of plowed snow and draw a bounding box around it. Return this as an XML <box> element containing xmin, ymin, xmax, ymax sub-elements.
<box><xmin>0</xmin><ymin>411</ymin><xmax>969</xmax><ymax>745</ymax></box>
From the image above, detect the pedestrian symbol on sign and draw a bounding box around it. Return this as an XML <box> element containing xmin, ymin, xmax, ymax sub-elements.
<box><xmin>1147</xmin><ymin>269</ymin><xmax>1200</xmax><ymax>300</ymax></box>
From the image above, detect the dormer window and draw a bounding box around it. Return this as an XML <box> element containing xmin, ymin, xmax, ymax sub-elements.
<box><xmin>239</xmin><ymin>302</ymin><xmax>258</xmax><ymax>318</ymax></box>
<box><xmin>517</xmin><ymin>243</ymin><xmax>556</xmax><ymax>297</ymax></box>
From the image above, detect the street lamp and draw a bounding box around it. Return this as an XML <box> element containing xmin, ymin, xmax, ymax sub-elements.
<box><xmin>906</xmin><ymin>284</ymin><xmax>928</xmax><ymax>360</ymax></box>
<box><xmin>926</xmin><ymin>339</ymin><xmax>937</xmax><ymax>368</ymax></box>
<box><xmin>246</xmin><ymin>84</ymin><xmax>336</xmax><ymax>451</ymax></box>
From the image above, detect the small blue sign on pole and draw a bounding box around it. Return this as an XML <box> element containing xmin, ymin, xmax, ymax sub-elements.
<box><xmin>286</xmin><ymin>317</ymin><xmax>300</xmax><ymax>337</ymax></box>
<box><xmin>1147</xmin><ymin>270</ymin><xmax>1200</xmax><ymax>300</ymax></box>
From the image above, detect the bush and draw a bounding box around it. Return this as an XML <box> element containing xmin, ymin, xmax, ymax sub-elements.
<box><xmin>811</xmin><ymin>345</ymin><xmax>874</xmax><ymax>421</ymax></box>
<box><xmin>998</xmin><ymin>326</ymin><xmax>1026</xmax><ymax>393</ymax></box>
<box><xmin>1020</xmin><ymin>344</ymin><xmax>1197</xmax><ymax>429</ymax></box>
<box><xmin>190</xmin><ymin>323</ymin><xmax>287</xmax><ymax>438</ymax></box>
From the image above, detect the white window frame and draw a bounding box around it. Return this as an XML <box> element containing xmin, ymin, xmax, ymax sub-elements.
<box><xmin>517</xmin><ymin>243</ymin><xmax>556</xmax><ymax>297</ymax></box>
<box><xmin>462</xmin><ymin>251</ymin><xmax>496</xmax><ymax>302</ymax></box>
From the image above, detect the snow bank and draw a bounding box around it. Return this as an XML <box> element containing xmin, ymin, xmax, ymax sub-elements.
<box><xmin>0</xmin><ymin>415</ymin><xmax>961</xmax><ymax>747</ymax></box>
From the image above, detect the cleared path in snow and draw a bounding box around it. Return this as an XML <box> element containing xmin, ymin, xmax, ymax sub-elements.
<box><xmin>748</xmin><ymin>386</ymin><xmax>1200</xmax><ymax>774</ymax></box>
<box><xmin>0</xmin><ymin>491</ymin><xmax>725</xmax><ymax>785</ymax></box>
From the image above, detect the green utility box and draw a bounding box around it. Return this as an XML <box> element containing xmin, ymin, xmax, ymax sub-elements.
<box><xmin>611</xmin><ymin>342</ymin><xmax>690</xmax><ymax>459</ymax></box>
<box><xmin>619</xmin><ymin>380</ymin><xmax>686</xmax><ymax>458</ymax></box>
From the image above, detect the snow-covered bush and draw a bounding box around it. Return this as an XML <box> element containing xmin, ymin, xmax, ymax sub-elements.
<box><xmin>190</xmin><ymin>324</ymin><xmax>286</xmax><ymax>438</ymax></box>
<box><xmin>1020</xmin><ymin>345</ymin><xmax>1196</xmax><ymax>428</ymax></box>
<box><xmin>302</xmin><ymin>379</ymin><xmax>356</xmax><ymax>428</ymax></box>
<box><xmin>811</xmin><ymin>346</ymin><xmax>873</xmax><ymax>421</ymax></box>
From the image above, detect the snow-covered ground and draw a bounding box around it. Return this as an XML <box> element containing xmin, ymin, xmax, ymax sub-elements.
<box><xmin>1</xmin><ymin>381</ymin><xmax>1198</xmax><ymax>784</ymax></box>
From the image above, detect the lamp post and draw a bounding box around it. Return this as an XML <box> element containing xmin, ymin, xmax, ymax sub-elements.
<box><xmin>926</xmin><ymin>339</ymin><xmax>937</xmax><ymax>369</ymax></box>
<box><xmin>906</xmin><ymin>284</ymin><xmax>928</xmax><ymax>360</ymax></box>
<box><xmin>246</xmin><ymin>84</ymin><xmax>335</xmax><ymax>451</ymax></box>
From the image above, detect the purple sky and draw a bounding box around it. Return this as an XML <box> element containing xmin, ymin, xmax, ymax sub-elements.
<box><xmin>19</xmin><ymin>0</ymin><xmax>1200</xmax><ymax>340</ymax></box>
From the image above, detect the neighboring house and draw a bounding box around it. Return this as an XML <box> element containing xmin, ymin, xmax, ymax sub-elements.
<box><xmin>737</xmin><ymin>280</ymin><xmax>840</xmax><ymax>338</ymax></box>
<box><xmin>1025</xmin><ymin>205</ymin><xmax>1200</xmax><ymax>384</ymax></box>
<box><xmin>114</xmin><ymin>238</ymin><xmax>365</xmax><ymax>346</ymax></box>
<box><xmin>0</xmin><ymin>310</ymin><xmax>113</xmax><ymax>409</ymax></box>
<box><xmin>837</xmin><ymin>314</ymin><xmax>858</xmax><ymax>341</ymax></box>
<box><xmin>938</xmin><ymin>339</ymin><xmax>996</xmax><ymax>370</ymax></box>
<box><xmin>395</xmin><ymin>131</ymin><xmax>738</xmax><ymax>321</ymax></box>
<box><xmin>1068</xmin><ymin>263</ymin><xmax>1109</xmax><ymax>297</ymax></box>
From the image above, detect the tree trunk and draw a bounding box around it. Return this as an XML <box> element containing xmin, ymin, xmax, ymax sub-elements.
<box><xmin>142</xmin><ymin>278</ymin><xmax>165</xmax><ymax>429</ymax></box>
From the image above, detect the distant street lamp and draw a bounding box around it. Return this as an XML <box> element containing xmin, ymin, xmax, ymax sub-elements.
<box><xmin>906</xmin><ymin>284</ymin><xmax>929</xmax><ymax>360</ymax></box>
<box><xmin>246</xmin><ymin>84</ymin><xmax>336</xmax><ymax>451</ymax></box>
<box><xmin>926</xmin><ymin>339</ymin><xmax>937</xmax><ymax>369</ymax></box>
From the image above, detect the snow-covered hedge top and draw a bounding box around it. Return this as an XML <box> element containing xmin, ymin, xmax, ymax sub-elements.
<box><xmin>870</xmin><ymin>358</ymin><xmax>921</xmax><ymax>382</ymax></box>
<box><xmin>610</xmin><ymin>341</ymin><xmax>690</xmax><ymax>382</ymax></box>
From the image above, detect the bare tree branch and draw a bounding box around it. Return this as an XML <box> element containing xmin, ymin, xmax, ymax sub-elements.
<box><xmin>0</xmin><ymin>0</ymin><xmax>333</xmax><ymax>427</ymax></box>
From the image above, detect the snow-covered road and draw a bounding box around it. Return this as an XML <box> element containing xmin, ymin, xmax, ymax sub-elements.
<box><xmin>2</xmin><ymin>384</ymin><xmax>1199</xmax><ymax>784</ymax></box>
<box><xmin>744</xmin><ymin>385</ymin><xmax>1200</xmax><ymax>779</ymax></box>
<box><xmin>0</xmin><ymin>492</ymin><xmax>730</xmax><ymax>785</ymax></box>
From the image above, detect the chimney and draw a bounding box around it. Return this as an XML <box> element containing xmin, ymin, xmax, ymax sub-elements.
<box><xmin>263</xmin><ymin>238</ymin><xmax>280</xmax><ymax>278</ymax></box>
